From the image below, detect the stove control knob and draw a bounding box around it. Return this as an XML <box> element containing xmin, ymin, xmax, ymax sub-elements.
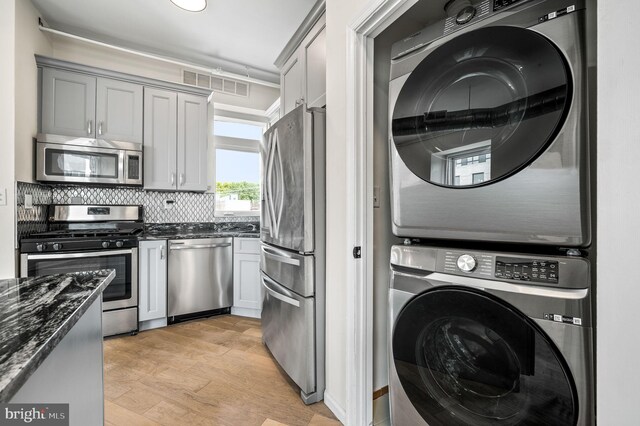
<box><xmin>456</xmin><ymin>5</ymin><xmax>476</xmax><ymax>25</ymax></box>
<box><xmin>53</xmin><ymin>243</ymin><xmax>62</xmax><ymax>251</ymax></box>
<box><xmin>102</xmin><ymin>241</ymin><xmax>110</xmax><ymax>249</ymax></box>
<box><xmin>457</xmin><ymin>254</ymin><xmax>477</xmax><ymax>273</ymax></box>
<box><xmin>116</xmin><ymin>241</ymin><xmax>124</xmax><ymax>248</ymax></box>
<box><xmin>36</xmin><ymin>243</ymin><xmax>45</xmax><ymax>252</ymax></box>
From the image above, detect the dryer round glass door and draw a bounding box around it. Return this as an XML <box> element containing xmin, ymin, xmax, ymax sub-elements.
<box><xmin>392</xmin><ymin>287</ymin><xmax>577</xmax><ymax>426</ymax></box>
<box><xmin>391</xmin><ymin>26</ymin><xmax>571</xmax><ymax>188</ymax></box>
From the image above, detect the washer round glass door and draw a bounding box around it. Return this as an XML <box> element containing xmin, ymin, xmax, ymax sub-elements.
<box><xmin>391</xmin><ymin>26</ymin><xmax>571</xmax><ymax>187</ymax></box>
<box><xmin>393</xmin><ymin>287</ymin><xmax>577</xmax><ymax>426</ymax></box>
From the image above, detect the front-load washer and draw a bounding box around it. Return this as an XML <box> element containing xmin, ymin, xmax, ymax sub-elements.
<box><xmin>389</xmin><ymin>0</ymin><xmax>593</xmax><ymax>246</ymax></box>
<box><xmin>388</xmin><ymin>244</ymin><xmax>593</xmax><ymax>425</ymax></box>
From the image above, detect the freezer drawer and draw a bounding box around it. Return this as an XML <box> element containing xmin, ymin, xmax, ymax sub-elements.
<box><xmin>261</xmin><ymin>243</ymin><xmax>315</xmax><ymax>297</ymax></box>
<box><xmin>168</xmin><ymin>238</ymin><xmax>233</xmax><ymax>317</ymax></box>
<box><xmin>261</xmin><ymin>272</ymin><xmax>316</xmax><ymax>394</ymax></box>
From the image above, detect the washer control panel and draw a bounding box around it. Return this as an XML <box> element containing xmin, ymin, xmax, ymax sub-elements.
<box><xmin>495</xmin><ymin>257</ymin><xmax>559</xmax><ymax>284</ymax></box>
<box><xmin>443</xmin><ymin>251</ymin><xmax>493</xmax><ymax>277</ymax></box>
<box><xmin>493</xmin><ymin>0</ymin><xmax>526</xmax><ymax>11</ymax></box>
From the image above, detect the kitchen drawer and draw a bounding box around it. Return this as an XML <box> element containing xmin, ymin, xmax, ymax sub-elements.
<box><xmin>261</xmin><ymin>272</ymin><xmax>315</xmax><ymax>394</ymax></box>
<box><xmin>234</xmin><ymin>237</ymin><xmax>261</xmax><ymax>255</ymax></box>
<box><xmin>261</xmin><ymin>244</ymin><xmax>314</xmax><ymax>297</ymax></box>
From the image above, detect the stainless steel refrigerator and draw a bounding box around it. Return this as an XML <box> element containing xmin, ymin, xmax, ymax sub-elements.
<box><xmin>260</xmin><ymin>104</ymin><xmax>325</xmax><ymax>404</ymax></box>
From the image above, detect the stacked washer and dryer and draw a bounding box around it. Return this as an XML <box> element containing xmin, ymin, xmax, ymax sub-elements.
<box><xmin>387</xmin><ymin>0</ymin><xmax>594</xmax><ymax>425</ymax></box>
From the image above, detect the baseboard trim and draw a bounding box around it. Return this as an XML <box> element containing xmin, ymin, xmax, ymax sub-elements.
<box><xmin>139</xmin><ymin>318</ymin><xmax>167</xmax><ymax>331</ymax></box>
<box><xmin>323</xmin><ymin>391</ymin><xmax>347</xmax><ymax>425</ymax></box>
<box><xmin>373</xmin><ymin>393</ymin><xmax>390</xmax><ymax>426</ymax></box>
<box><xmin>231</xmin><ymin>307</ymin><xmax>261</xmax><ymax>319</ymax></box>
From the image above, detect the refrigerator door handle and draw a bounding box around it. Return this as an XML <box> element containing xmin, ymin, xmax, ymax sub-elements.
<box><xmin>262</xmin><ymin>274</ymin><xmax>300</xmax><ymax>307</ymax></box>
<box><xmin>262</xmin><ymin>245</ymin><xmax>301</xmax><ymax>266</ymax></box>
<box><xmin>266</xmin><ymin>130</ymin><xmax>277</xmax><ymax>237</ymax></box>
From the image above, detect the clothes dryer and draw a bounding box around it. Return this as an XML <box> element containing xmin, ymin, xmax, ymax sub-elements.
<box><xmin>388</xmin><ymin>244</ymin><xmax>594</xmax><ymax>425</ymax></box>
<box><xmin>389</xmin><ymin>0</ymin><xmax>593</xmax><ymax>246</ymax></box>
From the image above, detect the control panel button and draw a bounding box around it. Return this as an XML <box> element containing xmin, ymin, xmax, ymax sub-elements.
<box><xmin>36</xmin><ymin>243</ymin><xmax>46</xmax><ymax>252</ymax></box>
<box><xmin>116</xmin><ymin>241</ymin><xmax>124</xmax><ymax>248</ymax></box>
<box><xmin>456</xmin><ymin>6</ymin><xmax>476</xmax><ymax>24</ymax></box>
<box><xmin>102</xmin><ymin>241</ymin><xmax>110</xmax><ymax>249</ymax></box>
<box><xmin>457</xmin><ymin>254</ymin><xmax>477</xmax><ymax>272</ymax></box>
<box><xmin>53</xmin><ymin>243</ymin><xmax>62</xmax><ymax>251</ymax></box>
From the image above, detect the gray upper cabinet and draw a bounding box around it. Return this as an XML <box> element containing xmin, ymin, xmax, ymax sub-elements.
<box><xmin>96</xmin><ymin>78</ymin><xmax>143</xmax><ymax>143</ymax></box>
<box><xmin>177</xmin><ymin>93</ymin><xmax>208</xmax><ymax>192</ymax></box>
<box><xmin>304</xmin><ymin>25</ymin><xmax>326</xmax><ymax>109</ymax></box>
<box><xmin>144</xmin><ymin>89</ymin><xmax>208</xmax><ymax>192</ymax></box>
<box><xmin>281</xmin><ymin>55</ymin><xmax>303</xmax><ymax>116</ymax></box>
<box><xmin>144</xmin><ymin>88</ymin><xmax>177</xmax><ymax>191</ymax></box>
<box><xmin>278</xmin><ymin>12</ymin><xmax>326</xmax><ymax>115</ymax></box>
<box><xmin>41</xmin><ymin>68</ymin><xmax>143</xmax><ymax>144</ymax></box>
<box><xmin>41</xmin><ymin>68</ymin><xmax>96</xmax><ymax>138</ymax></box>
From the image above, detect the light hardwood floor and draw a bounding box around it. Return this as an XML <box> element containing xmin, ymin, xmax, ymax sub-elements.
<box><xmin>104</xmin><ymin>315</ymin><xmax>341</xmax><ymax>426</ymax></box>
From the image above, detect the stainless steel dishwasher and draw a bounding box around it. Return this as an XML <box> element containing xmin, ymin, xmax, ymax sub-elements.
<box><xmin>167</xmin><ymin>237</ymin><xmax>233</xmax><ymax>322</ymax></box>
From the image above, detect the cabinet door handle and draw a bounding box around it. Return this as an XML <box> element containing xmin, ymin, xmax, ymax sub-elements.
<box><xmin>179</xmin><ymin>173</ymin><xmax>185</xmax><ymax>186</ymax></box>
<box><xmin>171</xmin><ymin>173</ymin><xmax>176</xmax><ymax>186</ymax></box>
<box><xmin>87</xmin><ymin>120</ymin><xmax>92</xmax><ymax>135</ymax></box>
<box><xmin>160</xmin><ymin>246</ymin><xmax>165</xmax><ymax>260</ymax></box>
<box><xmin>98</xmin><ymin>121</ymin><xmax>103</xmax><ymax>136</ymax></box>
<box><xmin>295</xmin><ymin>98</ymin><xmax>305</xmax><ymax>106</ymax></box>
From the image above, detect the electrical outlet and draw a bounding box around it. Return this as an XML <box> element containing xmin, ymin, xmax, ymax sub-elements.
<box><xmin>0</xmin><ymin>188</ymin><xmax>6</xmax><ymax>206</ymax></box>
<box><xmin>373</xmin><ymin>185</ymin><xmax>380</xmax><ymax>208</ymax></box>
<box><xmin>164</xmin><ymin>200</ymin><xmax>175</xmax><ymax>210</ymax></box>
<box><xmin>24</xmin><ymin>194</ymin><xmax>33</xmax><ymax>209</ymax></box>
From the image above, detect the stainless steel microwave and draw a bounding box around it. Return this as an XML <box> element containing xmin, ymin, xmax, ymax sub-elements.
<box><xmin>36</xmin><ymin>135</ymin><xmax>143</xmax><ymax>186</ymax></box>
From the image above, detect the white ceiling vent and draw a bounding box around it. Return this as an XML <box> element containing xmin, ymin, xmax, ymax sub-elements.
<box><xmin>183</xmin><ymin>69</ymin><xmax>249</xmax><ymax>97</ymax></box>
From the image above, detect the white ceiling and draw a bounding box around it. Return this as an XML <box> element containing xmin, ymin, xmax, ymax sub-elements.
<box><xmin>30</xmin><ymin>0</ymin><xmax>317</xmax><ymax>84</ymax></box>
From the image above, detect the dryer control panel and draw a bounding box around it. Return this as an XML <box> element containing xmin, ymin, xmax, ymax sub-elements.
<box><xmin>495</xmin><ymin>257</ymin><xmax>559</xmax><ymax>284</ymax></box>
<box><xmin>493</xmin><ymin>0</ymin><xmax>527</xmax><ymax>11</ymax></box>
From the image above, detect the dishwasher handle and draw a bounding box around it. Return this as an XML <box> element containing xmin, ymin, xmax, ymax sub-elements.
<box><xmin>169</xmin><ymin>243</ymin><xmax>231</xmax><ymax>250</ymax></box>
<box><xmin>262</xmin><ymin>274</ymin><xmax>300</xmax><ymax>307</ymax></box>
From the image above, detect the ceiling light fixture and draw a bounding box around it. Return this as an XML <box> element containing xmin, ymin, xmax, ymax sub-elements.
<box><xmin>170</xmin><ymin>0</ymin><xmax>207</xmax><ymax>12</ymax></box>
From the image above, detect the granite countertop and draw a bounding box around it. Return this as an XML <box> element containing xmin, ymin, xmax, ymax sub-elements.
<box><xmin>0</xmin><ymin>270</ymin><xmax>115</xmax><ymax>402</ymax></box>
<box><xmin>141</xmin><ymin>222</ymin><xmax>260</xmax><ymax>240</ymax></box>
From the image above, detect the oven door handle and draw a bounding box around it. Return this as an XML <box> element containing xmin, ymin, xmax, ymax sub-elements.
<box><xmin>25</xmin><ymin>249</ymin><xmax>134</xmax><ymax>260</ymax></box>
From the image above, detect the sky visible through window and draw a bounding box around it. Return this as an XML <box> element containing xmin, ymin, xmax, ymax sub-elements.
<box><xmin>216</xmin><ymin>150</ymin><xmax>259</xmax><ymax>183</ymax></box>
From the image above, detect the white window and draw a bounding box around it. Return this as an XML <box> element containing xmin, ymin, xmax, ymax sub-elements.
<box><xmin>214</xmin><ymin>119</ymin><xmax>264</xmax><ymax>216</ymax></box>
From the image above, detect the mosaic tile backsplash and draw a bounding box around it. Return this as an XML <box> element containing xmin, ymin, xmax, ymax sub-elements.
<box><xmin>17</xmin><ymin>182</ymin><xmax>258</xmax><ymax>239</ymax></box>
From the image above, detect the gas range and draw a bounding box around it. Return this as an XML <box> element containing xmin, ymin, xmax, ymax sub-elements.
<box><xmin>20</xmin><ymin>205</ymin><xmax>143</xmax><ymax>337</ymax></box>
<box><xmin>20</xmin><ymin>205</ymin><xmax>143</xmax><ymax>254</ymax></box>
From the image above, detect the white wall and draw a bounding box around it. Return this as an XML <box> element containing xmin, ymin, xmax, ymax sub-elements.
<box><xmin>50</xmin><ymin>36</ymin><xmax>279</xmax><ymax>111</ymax></box>
<box><xmin>324</xmin><ymin>0</ymin><xmax>369</xmax><ymax>414</ymax></box>
<box><xmin>596</xmin><ymin>0</ymin><xmax>640</xmax><ymax>424</ymax></box>
<box><xmin>0</xmin><ymin>0</ymin><xmax>17</xmax><ymax>278</ymax></box>
<box><xmin>15</xmin><ymin>0</ymin><xmax>53</xmax><ymax>183</ymax></box>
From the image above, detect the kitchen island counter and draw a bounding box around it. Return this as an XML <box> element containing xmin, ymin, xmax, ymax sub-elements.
<box><xmin>0</xmin><ymin>270</ymin><xmax>114</xmax><ymax>402</ymax></box>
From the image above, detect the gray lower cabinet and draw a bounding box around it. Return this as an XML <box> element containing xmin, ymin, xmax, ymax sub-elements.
<box><xmin>138</xmin><ymin>240</ymin><xmax>167</xmax><ymax>330</ymax></box>
<box><xmin>232</xmin><ymin>238</ymin><xmax>262</xmax><ymax>318</ymax></box>
<box><xmin>10</xmin><ymin>298</ymin><xmax>104</xmax><ymax>426</ymax></box>
<box><xmin>143</xmin><ymin>89</ymin><xmax>208</xmax><ymax>192</ymax></box>
<box><xmin>41</xmin><ymin>67</ymin><xmax>143</xmax><ymax>143</ymax></box>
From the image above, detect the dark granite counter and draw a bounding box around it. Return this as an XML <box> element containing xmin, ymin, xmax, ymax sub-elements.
<box><xmin>0</xmin><ymin>270</ymin><xmax>115</xmax><ymax>402</ymax></box>
<box><xmin>142</xmin><ymin>222</ymin><xmax>260</xmax><ymax>240</ymax></box>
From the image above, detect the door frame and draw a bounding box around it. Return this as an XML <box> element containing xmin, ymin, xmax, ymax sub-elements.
<box><xmin>345</xmin><ymin>0</ymin><xmax>419</xmax><ymax>425</ymax></box>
